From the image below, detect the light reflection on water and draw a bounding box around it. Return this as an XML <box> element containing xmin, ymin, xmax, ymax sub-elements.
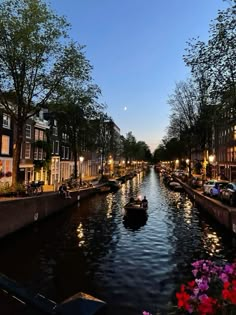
<box><xmin>0</xmin><ymin>168</ymin><xmax>236</xmax><ymax>315</ymax></box>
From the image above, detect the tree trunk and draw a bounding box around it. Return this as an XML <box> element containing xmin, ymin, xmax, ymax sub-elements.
<box><xmin>73</xmin><ymin>149</ymin><xmax>78</xmax><ymax>179</ymax></box>
<box><xmin>101</xmin><ymin>149</ymin><xmax>104</xmax><ymax>176</ymax></box>
<box><xmin>12</xmin><ymin>121</ymin><xmax>23</xmax><ymax>186</ymax></box>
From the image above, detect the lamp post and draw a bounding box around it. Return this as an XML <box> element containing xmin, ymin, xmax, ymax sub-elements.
<box><xmin>186</xmin><ymin>158</ymin><xmax>191</xmax><ymax>178</ymax></box>
<box><xmin>175</xmin><ymin>159</ymin><xmax>179</xmax><ymax>170</ymax></box>
<box><xmin>79</xmin><ymin>156</ymin><xmax>84</xmax><ymax>185</ymax></box>
<box><xmin>209</xmin><ymin>154</ymin><xmax>215</xmax><ymax>179</ymax></box>
<box><xmin>108</xmin><ymin>156</ymin><xmax>113</xmax><ymax>177</ymax></box>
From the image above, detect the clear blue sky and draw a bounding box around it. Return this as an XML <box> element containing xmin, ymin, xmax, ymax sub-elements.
<box><xmin>48</xmin><ymin>0</ymin><xmax>228</xmax><ymax>152</ymax></box>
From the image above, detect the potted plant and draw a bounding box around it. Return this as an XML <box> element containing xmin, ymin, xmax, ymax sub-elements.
<box><xmin>176</xmin><ymin>260</ymin><xmax>236</xmax><ymax>314</ymax></box>
<box><xmin>5</xmin><ymin>171</ymin><xmax>12</xmax><ymax>177</ymax></box>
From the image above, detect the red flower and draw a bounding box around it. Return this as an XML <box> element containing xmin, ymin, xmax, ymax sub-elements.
<box><xmin>198</xmin><ymin>296</ymin><xmax>217</xmax><ymax>315</ymax></box>
<box><xmin>176</xmin><ymin>285</ymin><xmax>191</xmax><ymax>310</ymax></box>
<box><xmin>188</xmin><ymin>280</ymin><xmax>195</xmax><ymax>288</ymax></box>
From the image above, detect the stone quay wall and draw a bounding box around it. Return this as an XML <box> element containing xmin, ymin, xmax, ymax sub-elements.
<box><xmin>0</xmin><ymin>186</ymin><xmax>99</xmax><ymax>240</ymax></box>
<box><xmin>181</xmin><ymin>181</ymin><xmax>236</xmax><ymax>234</ymax></box>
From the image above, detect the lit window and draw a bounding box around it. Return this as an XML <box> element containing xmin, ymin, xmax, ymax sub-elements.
<box><xmin>35</xmin><ymin>129</ymin><xmax>44</xmax><ymax>140</ymax></box>
<box><xmin>39</xmin><ymin>130</ymin><xmax>44</xmax><ymax>140</ymax></box>
<box><xmin>1</xmin><ymin>135</ymin><xmax>10</xmax><ymax>154</ymax></box>
<box><xmin>35</xmin><ymin>129</ymin><xmax>39</xmax><ymax>140</ymax></box>
<box><xmin>3</xmin><ymin>114</ymin><xmax>10</xmax><ymax>129</ymax></box>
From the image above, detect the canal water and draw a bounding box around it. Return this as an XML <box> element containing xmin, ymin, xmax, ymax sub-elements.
<box><xmin>0</xmin><ymin>168</ymin><xmax>236</xmax><ymax>315</ymax></box>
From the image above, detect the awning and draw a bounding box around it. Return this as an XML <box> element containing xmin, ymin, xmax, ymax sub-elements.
<box><xmin>19</xmin><ymin>163</ymin><xmax>34</xmax><ymax>168</ymax></box>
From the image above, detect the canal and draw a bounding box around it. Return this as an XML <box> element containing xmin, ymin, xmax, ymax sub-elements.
<box><xmin>0</xmin><ymin>168</ymin><xmax>236</xmax><ymax>315</ymax></box>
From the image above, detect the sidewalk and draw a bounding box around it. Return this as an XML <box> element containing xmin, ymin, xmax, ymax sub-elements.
<box><xmin>43</xmin><ymin>176</ymin><xmax>100</xmax><ymax>193</ymax></box>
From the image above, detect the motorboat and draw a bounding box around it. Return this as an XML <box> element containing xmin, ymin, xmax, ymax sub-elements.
<box><xmin>124</xmin><ymin>197</ymin><xmax>148</xmax><ymax>215</ymax></box>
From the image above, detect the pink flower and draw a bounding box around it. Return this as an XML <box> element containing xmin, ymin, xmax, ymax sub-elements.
<box><xmin>195</xmin><ymin>278</ymin><xmax>209</xmax><ymax>291</ymax></box>
<box><xmin>219</xmin><ymin>272</ymin><xmax>229</xmax><ymax>282</ymax></box>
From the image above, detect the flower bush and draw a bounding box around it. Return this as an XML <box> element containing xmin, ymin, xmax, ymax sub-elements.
<box><xmin>176</xmin><ymin>260</ymin><xmax>236</xmax><ymax>314</ymax></box>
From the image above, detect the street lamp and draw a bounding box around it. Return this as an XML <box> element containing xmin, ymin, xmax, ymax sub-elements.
<box><xmin>79</xmin><ymin>156</ymin><xmax>84</xmax><ymax>185</ymax></box>
<box><xmin>208</xmin><ymin>154</ymin><xmax>215</xmax><ymax>164</ymax></box>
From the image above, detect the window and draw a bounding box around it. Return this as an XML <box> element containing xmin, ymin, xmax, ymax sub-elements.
<box><xmin>1</xmin><ymin>135</ymin><xmax>10</xmax><ymax>154</ymax></box>
<box><xmin>25</xmin><ymin>124</ymin><xmax>31</xmax><ymax>139</ymax></box>
<box><xmin>25</xmin><ymin>142</ymin><xmax>31</xmax><ymax>159</ymax></box>
<box><xmin>66</xmin><ymin>147</ymin><xmax>70</xmax><ymax>159</ymax></box>
<box><xmin>62</xmin><ymin>146</ymin><xmax>65</xmax><ymax>159</ymax></box>
<box><xmin>3</xmin><ymin>114</ymin><xmax>10</xmax><ymax>129</ymax></box>
<box><xmin>39</xmin><ymin>130</ymin><xmax>44</xmax><ymax>140</ymax></box>
<box><xmin>5</xmin><ymin>160</ymin><xmax>11</xmax><ymax>173</ymax></box>
<box><xmin>34</xmin><ymin>147</ymin><xmax>43</xmax><ymax>160</ymax></box>
<box><xmin>35</xmin><ymin>129</ymin><xmax>39</xmax><ymax>140</ymax></box>
<box><xmin>52</xmin><ymin>126</ymin><xmax>58</xmax><ymax>136</ymax></box>
<box><xmin>54</xmin><ymin>140</ymin><xmax>59</xmax><ymax>154</ymax></box>
<box><xmin>35</xmin><ymin>129</ymin><xmax>44</xmax><ymax>140</ymax></box>
<box><xmin>62</xmin><ymin>133</ymin><xmax>69</xmax><ymax>141</ymax></box>
<box><xmin>38</xmin><ymin>148</ymin><xmax>43</xmax><ymax>160</ymax></box>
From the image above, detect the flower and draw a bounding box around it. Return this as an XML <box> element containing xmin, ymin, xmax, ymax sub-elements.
<box><xmin>176</xmin><ymin>260</ymin><xmax>236</xmax><ymax>314</ymax></box>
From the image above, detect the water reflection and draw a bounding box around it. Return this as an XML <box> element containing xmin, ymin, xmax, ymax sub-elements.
<box><xmin>76</xmin><ymin>222</ymin><xmax>85</xmax><ymax>247</ymax></box>
<box><xmin>123</xmin><ymin>214</ymin><xmax>148</xmax><ymax>231</ymax></box>
<box><xmin>0</xmin><ymin>168</ymin><xmax>236</xmax><ymax>315</ymax></box>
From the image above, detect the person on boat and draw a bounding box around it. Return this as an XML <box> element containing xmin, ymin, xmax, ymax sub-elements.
<box><xmin>59</xmin><ymin>183</ymin><xmax>71</xmax><ymax>198</ymax></box>
<box><xmin>141</xmin><ymin>196</ymin><xmax>148</xmax><ymax>208</ymax></box>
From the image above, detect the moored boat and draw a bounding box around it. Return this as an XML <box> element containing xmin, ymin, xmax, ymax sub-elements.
<box><xmin>97</xmin><ymin>185</ymin><xmax>111</xmax><ymax>193</ymax></box>
<box><xmin>106</xmin><ymin>179</ymin><xmax>122</xmax><ymax>192</ymax></box>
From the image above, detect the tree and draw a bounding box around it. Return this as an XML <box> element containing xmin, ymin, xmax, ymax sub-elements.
<box><xmin>167</xmin><ymin>80</ymin><xmax>199</xmax><ymax>163</ymax></box>
<box><xmin>0</xmin><ymin>0</ymin><xmax>92</xmax><ymax>185</ymax></box>
<box><xmin>121</xmin><ymin>132</ymin><xmax>137</xmax><ymax>164</ymax></box>
<box><xmin>50</xmin><ymin>83</ymin><xmax>102</xmax><ymax>180</ymax></box>
<box><xmin>184</xmin><ymin>1</ymin><xmax>236</xmax><ymax>111</ymax></box>
<box><xmin>135</xmin><ymin>141</ymin><xmax>152</xmax><ymax>162</ymax></box>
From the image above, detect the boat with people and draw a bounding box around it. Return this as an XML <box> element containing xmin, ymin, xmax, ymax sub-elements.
<box><xmin>124</xmin><ymin>196</ymin><xmax>148</xmax><ymax>215</ymax></box>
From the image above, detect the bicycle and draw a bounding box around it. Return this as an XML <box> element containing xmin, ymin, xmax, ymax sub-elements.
<box><xmin>25</xmin><ymin>182</ymin><xmax>43</xmax><ymax>196</ymax></box>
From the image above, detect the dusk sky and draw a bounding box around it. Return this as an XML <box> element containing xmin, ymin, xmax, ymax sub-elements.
<box><xmin>48</xmin><ymin>0</ymin><xmax>228</xmax><ymax>152</ymax></box>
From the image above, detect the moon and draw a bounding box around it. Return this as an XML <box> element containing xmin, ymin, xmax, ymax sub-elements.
<box><xmin>123</xmin><ymin>106</ymin><xmax>127</xmax><ymax>111</ymax></box>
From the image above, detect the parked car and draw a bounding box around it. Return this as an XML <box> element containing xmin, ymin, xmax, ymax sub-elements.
<box><xmin>191</xmin><ymin>176</ymin><xmax>203</xmax><ymax>189</ymax></box>
<box><xmin>203</xmin><ymin>180</ymin><xmax>229</xmax><ymax>196</ymax></box>
<box><xmin>220</xmin><ymin>182</ymin><xmax>236</xmax><ymax>206</ymax></box>
<box><xmin>203</xmin><ymin>180</ymin><xmax>216</xmax><ymax>195</ymax></box>
<box><xmin>208</xmin><ymin>181</ymin><xmax>229</xmax><ymax>198</ymax></box>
